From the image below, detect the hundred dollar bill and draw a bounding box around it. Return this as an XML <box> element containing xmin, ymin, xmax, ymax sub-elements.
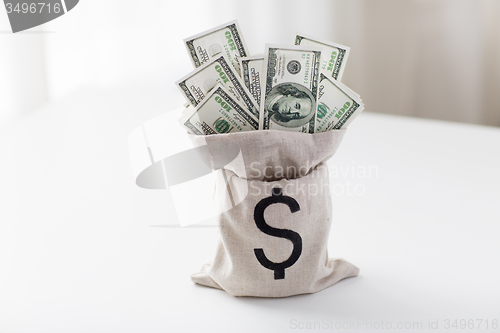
<box><xmin>184</xmin><ymin>20</ymin><xmax>249</xmax><ymax>75</ymax></box>
<box><xmin>295</xmin><ymin>33</ymin><xmax>350</xmax><ymax>81</ymax></box>
<box><xmin>176</xmin><ymin>54</ymin><xmax>259</xmax><ymax>121</ymax></box>
<box><xmin>316</xmin><ymin>73</ymin><xmax>364</xmax><ymax>132</ymax></box>
<box><xmin>260</xmin><ymin>44</ymin><xmax>321</xmax><ymax>133</ymax></box>
<box><xmin>239</xmin><ymin>55</ymin><xmax>264</xmax><ymax>106</ymax></box>
<box><xmin>181</xmin><ymin>84</ymin><xmax>259</xmax><ymax>135</ymax></box>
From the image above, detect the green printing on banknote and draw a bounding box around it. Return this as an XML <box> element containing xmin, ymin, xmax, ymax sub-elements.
<box><xmin>185</xmin><ymin>22</ymin><xmax>248</xmax><ymax>72</ymax></box>
<box><xmin>241</xmin><ymin>60</ymin><xmax>251</xmax><ymax>94</ymax></box>
<box><xmin>316</xmin><ymin>74</ymin><xmax>361</xmax><ymax>131</ymax></box>
<box><xmin>295</xmin><ymin>35</ymin><xmax>347</xmax><ymax>81</ymax></box>
<box><xmin>184</xmin><ymin>86</ymin><xmax>258</xmax><ymax>135</ymax></box>
<box><xmin>240</xmin><ymin>57</ymin><xmax>263</xmax><ymax>107</ymax></box>
<box><xmin>178</xmin><ymin>55</ymin><xmax>259</xmax><ymax>120</ymax></box>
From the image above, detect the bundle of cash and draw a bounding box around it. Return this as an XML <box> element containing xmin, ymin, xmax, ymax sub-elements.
<box><xmin>177</xmin><ymin>20</ymin><xmax>364</xmax><ymax>135</ymax></box>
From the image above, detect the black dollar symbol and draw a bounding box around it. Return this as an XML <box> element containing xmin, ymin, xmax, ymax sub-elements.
<box><xmin>253</xmin><ymin>187</ymin><xmax>302</xmax><ymax>280</ymax></box>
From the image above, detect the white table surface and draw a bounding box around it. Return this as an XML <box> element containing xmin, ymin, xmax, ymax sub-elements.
<box><xmin>1</xmin><ymin>84</ymin><xmax>500</xmax><ymax>333</ymax></box>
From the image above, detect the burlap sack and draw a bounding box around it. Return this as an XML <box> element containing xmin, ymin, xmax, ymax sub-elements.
<box><xmin>189</xmin><ymin>129</ymin><xmax>359</xmax><ymax>297</ymax></box>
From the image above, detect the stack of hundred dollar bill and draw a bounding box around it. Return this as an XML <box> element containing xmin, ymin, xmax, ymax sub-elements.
<box><xmin>177</xmin><ymin>20</ymin><xmax>364</xmax><ymax>135</ymax></box>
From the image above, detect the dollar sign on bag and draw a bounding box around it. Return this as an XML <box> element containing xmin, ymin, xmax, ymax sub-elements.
<box><xmin>253</xmin><ymin>187</ymin><xmax>302</xmax><ymax>280</ymax></box>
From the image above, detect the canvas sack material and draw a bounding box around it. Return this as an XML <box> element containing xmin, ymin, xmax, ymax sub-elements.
<box><xmin>189</xmin><ymin>129</ymin><xmax>359</xmax><ymax>297</ymax></box>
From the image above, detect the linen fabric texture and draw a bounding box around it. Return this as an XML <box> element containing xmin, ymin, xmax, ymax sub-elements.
<box><xmin>189</xmin><ymin>129</ymin><xmax>359</xmax><ymax>297</ymax></box>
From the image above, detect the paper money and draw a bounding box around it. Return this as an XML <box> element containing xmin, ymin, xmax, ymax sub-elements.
<box><xmin>176</xmin><ymin>54</ymin><xmax>259</xmax><ymax>121</ymax></box>
<box><xmin>260</xmin><ymin>44</ymin><xmax>321</xmax><ymax>133</ymax></box>
<box><xmin>295</xmin><ymin>33</ymin><xmax>350</xmax><ymax>81</ymax></box>
<box><xmin>184</xmin><ymin>20</ymin><xmax>249</xmax><ymax>74</ymax></box>
<box><xmin>239</xmin><ymin>55</ymin><xmax>264</xmax><ymax>106</ymax></box>
<box><xmin>177</xmin><ymin>24</ymin><xmax>364</xmax><ymax>136</ymax></box>
<box><xmin>315</xmin><ymin>74</ymin><xmax>364</xmax><ymax>132</ymax></box>
<box><xmin>181</xmin><ymin>84</ymin><xmax>259</xmax><ymax>135</ymax></box>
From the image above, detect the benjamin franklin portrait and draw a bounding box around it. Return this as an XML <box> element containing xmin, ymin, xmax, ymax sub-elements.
<box><xmin>265</xmin><ymin>83</ymin><xmax>316</xmax><ymax>128</ymax></box>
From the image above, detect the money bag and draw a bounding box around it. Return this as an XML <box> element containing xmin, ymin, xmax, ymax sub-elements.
<box><xmin>189</xmin><ymin>129</ymin><xmax>359</xmax><ymax>297</ymax></box>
